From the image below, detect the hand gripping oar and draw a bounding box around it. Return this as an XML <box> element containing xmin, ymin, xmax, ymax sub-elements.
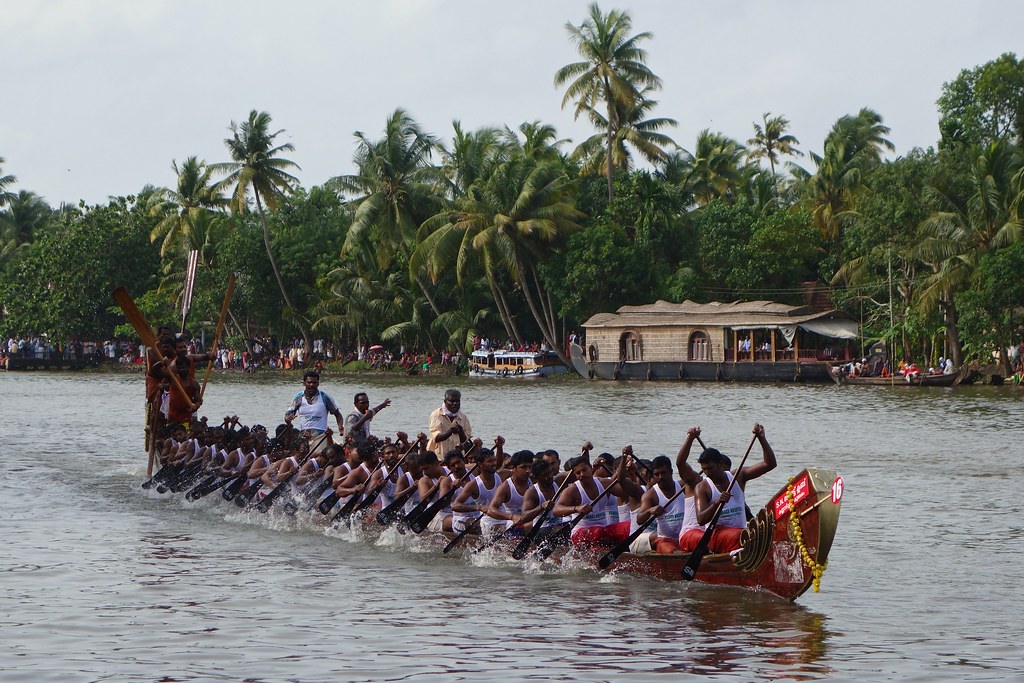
<box><xmin>681</xmin><ymin>432</ymin><xmax>758</xmax><ymax>581</ymax></box>
<box><xmin>330</xmin><ymin>451</ymin><xmax>408</xmax><ymax>524</ymax></box>
<box><xmin>695</xmin><ymin>433</ymin><xmax>754</xmax><ymax>522</ymax></box>
<box><xmin>255</xmin><ymin>433</ymin><xmax>330</xmax><ymax>513</ymax></box>
<box><xmin>375</xmin><ymin>483</ymin><xmax>419</xmax><ymax>527</ymax></box>
<box><xmin>536</xmin><ymin>475</ymin><xmax>621</xmax><ymax>561</ymax></box>
<box><xmin>598</xmin><ymin>486</ymin><xmax>685</xmax><ymax>569</ymax></box>
<box><xmin>200</xmin><ymin>272</ymin><xmax>235</xmax><ymax>399</ymax></box>
<box><xmin>112</xmin><ymin>287</ymin><xmax>195</xmax><ymax>413</ymax></box>
<box><xmin>406</xmin><ymin>463</ymin><xmax>481</xmax><ymax>534</ymax></box>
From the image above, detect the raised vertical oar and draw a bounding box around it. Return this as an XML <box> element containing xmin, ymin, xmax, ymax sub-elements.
<box><xmin>113</xmin><ymin>287</ymin><xmax>194</xmax><ymax>413</ymax></box>
<box><xmin>680</xmin><ymin>433</ymin><xmax>758</xmax><ymax>581</ymax></box>
<box><xmin>180</xmin><ymin>249</ymin><xmax>198</xmax><ymax>334</ymax></box>
<box><xmin>200</xmin><ymin>272</ymin><xmax>235</xmax><ymax>399</ymax></box>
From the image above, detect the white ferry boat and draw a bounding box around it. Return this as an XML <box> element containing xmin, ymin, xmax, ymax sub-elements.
<box><xmin>469</xmin><ymin>349</ymin><xmax>567</xmax><ymax>378</ymax></box>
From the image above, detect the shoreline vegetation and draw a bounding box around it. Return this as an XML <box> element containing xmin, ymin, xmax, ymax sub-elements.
<box><xmin>2</xmin><ymin>5</ymin><xmax>1023</xmax><ymax>380</ymax></box>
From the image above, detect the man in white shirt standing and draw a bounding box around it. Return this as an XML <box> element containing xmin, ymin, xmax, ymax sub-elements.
<box><xmin>284</xmin><ymin>370</ymin><xmax>343</xmax><ymax>452</ymax></box>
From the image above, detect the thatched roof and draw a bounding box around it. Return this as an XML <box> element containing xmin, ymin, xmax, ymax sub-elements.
<box><xmin>582</xmin><ymin>300</ymin><xmax>857</xmax><ymax>334</ymax></box>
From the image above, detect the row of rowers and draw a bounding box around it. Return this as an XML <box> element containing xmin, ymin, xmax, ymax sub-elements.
<box><xmin>156</xmin><ymin>416</ymin><xmax>777</xmax><ymax>555</ymax></box>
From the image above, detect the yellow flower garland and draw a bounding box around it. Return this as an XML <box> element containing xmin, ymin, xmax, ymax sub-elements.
<box><xmin>786</xmin><ymin>478</ymin><xmax>828</xmax><ymax>592</ymax></box>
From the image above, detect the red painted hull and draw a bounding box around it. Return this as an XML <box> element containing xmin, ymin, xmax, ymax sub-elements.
<box><xmin>601</xmin><ymin>468</ymin><xmax>842</xmax><ymax>601</ymax></box>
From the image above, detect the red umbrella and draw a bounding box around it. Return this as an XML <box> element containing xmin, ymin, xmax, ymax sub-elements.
<box><xmin>368</xmin><ymin>344</ymin><xmax>384</xmax><ymax>352</ymax></box>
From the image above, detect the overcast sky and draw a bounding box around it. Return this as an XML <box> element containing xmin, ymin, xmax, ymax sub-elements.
<box><xmin>2</xmin><ymin>0</ymin><xmax>1021</xmax><ymax>207</ymax></box>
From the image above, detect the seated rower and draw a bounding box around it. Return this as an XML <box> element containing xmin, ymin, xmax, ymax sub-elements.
<box><xmin>520</xmin><ymin>459</ymin><xmax>571</xmax><ymax>542</ymax></box>
<box><xmin>687</xmin><ymin>423</ymin><xmax>776</xmax><ymax>554</ymax></box>
<box><xmin>553</xmin><ymin>453</ymin><xmax>643</xmax><ymax>549</ymax></box>
<box><xmin>635</xmin><ymin>433</ymin><xmax>701</xmax><ymax>554</ymax></box>
<box><xmin>452</xmin><ymin>447</ymin><xmax>506</xmax><ymax>537</ymax></box>
<box><xmin>485</xmin><ymin>450</ymin><xmax>535</xmax><ymax>538</ymax></box>
<box><xmin>332</xmin><ymin>442</ymin><xmax>380</xmax><ymax>511</ymax></box>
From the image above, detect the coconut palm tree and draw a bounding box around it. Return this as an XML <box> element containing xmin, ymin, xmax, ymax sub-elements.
<box><xmin>573</xmin><ymin>87</ymin><xmax>678</xmax><ymax>176</ymax></box>
<box><xmin>555</xmin><ymin>2</ymin><xmax>662</xmax><ymax>199</ymax></box>
<box><xmin>747</xmin><ymin>113</ymin><xmax>802</xmax><ymax>177</ymax></box>
<box><xmin>149</xmin><ymin>157</ymin><xmax>226</xmax><ymax>257</ymax></box>
<box><xmin>0</xmin><ymin>190</ymin><xmax>51</xmax><ymax>244</ymax></box>
<box><xmin>910</xmin><ymin>140</ymin><xmax>1024</xmax><ymax>366</ymax></box>
<box><xmin>210</xmin><ymin>110</ymin><xmax>307</xmax><ymax>349</ymax></box>
<box><xmin>437</xmin><ymin>155</ymin><xmax>583</xmax><ymax>365</ymax></box>
<box><xmin>680</xmin><ymin>130</ymin><xmax>749</xmax><ymax>205</ymax></box>
<box><xmin>0</xmin><ymin>157</ymin><xmax>15</xmax><ymax>207</ymax></box>
<box><xmin>330</xmin><ymin>109</ymin><xmax>449</xmax><ymax>322</ymax></box>
<box><xmin>791</xmin><ymin>108</ymin><xmax>895</xmax><ymax>254</ymax></box>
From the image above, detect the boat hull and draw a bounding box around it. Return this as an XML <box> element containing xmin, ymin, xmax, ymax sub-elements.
<box><xmin>601</xmin><ymin>468</ymin><xmax>842</xmax><ymax>601</ymax></box>
<box><xmin>837</xmin><ymin>373</ymin><xmax>959</xmax><ymax>387</ymax></box>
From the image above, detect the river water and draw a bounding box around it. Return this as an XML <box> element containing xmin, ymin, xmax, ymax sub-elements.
<box><xmin>1</xmin><ymin>371</ymin><xmax>1021</xmax><ymax>682</ymax></box>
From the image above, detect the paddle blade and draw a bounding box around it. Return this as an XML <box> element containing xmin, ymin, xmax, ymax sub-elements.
<box><xmin>597</xmin><ymin>549</ymin><xmax>617</xmax><ymax>570</ymax></box>
<box><xmin>681</xmin><ymin>531</ymin><xmax>713</xmax><ymax>580</ymax></box>
<box><xmin>318</xmin><ymin>492</ymin><xmax>339</xmax><ymax>514</ymax></box>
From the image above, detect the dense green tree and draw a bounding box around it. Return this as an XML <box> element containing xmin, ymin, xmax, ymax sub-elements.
<box><xmin>211</xmin><ymin>110</ymin><xmax>307</xmax><ymax>347</ymax></box>
<box><xmin>910</xmin><ymin>140</ymin><xmax>1024</xmax><ymax>367</ymax></box>
<box><xmin>0</xmin><ymin>196</ymin><xmax>160</xmax><ymax>340</ymax></box>
<box><xmin>545</xmin><ymin>171</ymin><xmax>688</xmax><ymax>324</ymax></box>
<box><xmin>331</xmin><ymin>109</ymin><xmax>449</xmax><ymax>333</ymax></box>
<box><xmin>427</xmin><ymin>154</ymin><xmax>582</xmax><ymax>363</ymax></box>
<box><xmin>938</xmin><ymin>52</ymin><xmax>1024</xmax><ymax>148</ymax></box>
<box><xmin>555</xmin><ymin>2</ymin><xmax>661</xmax><ymax>199</ymax></box>
<box><xmin>791</xmin><ymin>108</ymin><xmax>894</xmax><ymax>268</ymax></box>
<box><xmin>955</xmin><ymin>240</ymin><xmax>1024</xmax><ymax>373</ymax></box>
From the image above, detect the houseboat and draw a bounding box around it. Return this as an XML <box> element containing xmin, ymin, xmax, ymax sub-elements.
<box><xmin>572</xmin><ymin>299</ymin><xmax>859</xmax><ymax>382</ymax></box>
<box><xmin>469</xmin><ymin>349</ymin><xmax>567</xmax><ymax>378</ymax></box>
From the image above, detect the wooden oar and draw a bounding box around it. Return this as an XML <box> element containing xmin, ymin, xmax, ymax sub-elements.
<box><xmin>406</xmin><ymin>463</ymin><xmax>481</xmax><ymax>534</ymax></box>
<box><xmin>681</xmin><ymin>433</ymin><xmax>758</xmax><ymax>581</ymax></box>
<box><xmin>375</xmin><ymin>482</ymin><xmax>419</xmax><ymax>527</ymax></box>
<box><xmin>112</xmin><ymin>287</ymin><xmax>194</xmax><ymax>413</ymax></box>
<box><xmin>180</xmin><ymin>249</ymin><xmax>198</xmax><ymax>334</ymax></box>
<box><xmin>254</xmin><ymin>432</ymin><xmax>330</xmax><ymax>513</ymax></box>
<box><xmin>509</xmin><ymin>442</ymin><xmax>592</xmax><ymax>560</ymax></box>
<box><xmin>145</xmin><ymin>404</ymin><xmax>160</xmax><ymax>477</ymax></box>
<box><xmin>598</xmin><ymin>486</ymin><xmax>685</xmax><ymax>569</ymax></box>
<box><xmin>536</xmin><ymin>475</ymin><xmax>621</xmax><ymax>561</ymax></box>
<box><xmin>330</xmin><ymin>453</ymin><xmax>399</xmax><ymax>523</ymax></box>
<box><xmin>200</xmin><ymin>272</ymin><xmax>234</xmax><ymax>399</ymax></box>
<box><xmin>442</xmin><ymin>515</ymin><xmax>482</xmax><ymax>554</ymax></box>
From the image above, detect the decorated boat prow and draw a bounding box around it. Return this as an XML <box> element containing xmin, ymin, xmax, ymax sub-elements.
<box><xmin>604</xmin><ymin>468</ymin><xmax>842</xmax><ymax>601</ymax></box>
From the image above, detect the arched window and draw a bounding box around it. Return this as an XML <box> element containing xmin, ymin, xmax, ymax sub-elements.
<box><xmin>689</xmin><ymin>331</ymin><xmax>711</xmax><ymax>361</ymax></box>
<box><xmin>619</xmin><ymin>331</ymin><xmax>642</xmax><ymax>361</ymax></box>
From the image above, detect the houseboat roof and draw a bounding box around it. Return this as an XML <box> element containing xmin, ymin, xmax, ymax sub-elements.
<box><xmin>582</xmin><ymin>300</ymin><xmax>858</xmax><ymax>339</ymax></box>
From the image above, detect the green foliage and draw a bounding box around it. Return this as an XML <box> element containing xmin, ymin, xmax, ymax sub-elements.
<box><xmin>955</xmin><ymin>240</ymin><xmax>1024</xmax><ymax>361</ymax></box>
<box><xmin>0</xmin><ymin>196</ymin><xmax>160</xmax><ymax>339</ymax></box>
<box><xmin>938</xmin><ymin>52</ymin><xmax>1024</xmax><ymax>148</ymax></box>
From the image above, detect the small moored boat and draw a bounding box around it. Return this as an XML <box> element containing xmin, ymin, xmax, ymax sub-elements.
<box><xmin>469</xmin><ymin>349</ymin><xmax>567</xmax><ymax>378</ymax></box>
